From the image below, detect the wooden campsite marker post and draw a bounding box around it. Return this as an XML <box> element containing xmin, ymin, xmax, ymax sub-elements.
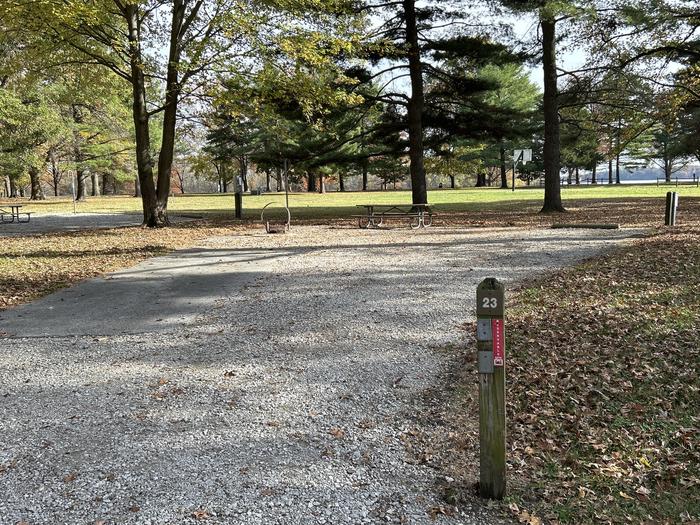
<box><xmin>476</xmin><ymin>278</ymin><xmax>506</xmax><ymax>499</ymax></box>
<box><xmin>665</xmin><ymin>191</ymin><xmax>679</xmax><ymax>226</ymax></box>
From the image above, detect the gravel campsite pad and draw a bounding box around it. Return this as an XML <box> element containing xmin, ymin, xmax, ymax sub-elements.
<box><xmin>0</xmin><ymin>226</ymin><xmax>642</xmax><ymax>524</ymax></box>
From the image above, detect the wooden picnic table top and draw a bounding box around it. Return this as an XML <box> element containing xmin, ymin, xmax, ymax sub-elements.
<box><xmin>356</xmin><ymin>203</ymin><xmax>431</xmax><ymax>209</ymax></box>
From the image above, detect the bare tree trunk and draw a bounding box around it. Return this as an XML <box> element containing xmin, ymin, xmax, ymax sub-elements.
<box><xmin>404</xmin><ymin>0</ymin><xmax>428</xmax><ymax>205</ymax></box>
<box><xmin>362</xmin><ymin>159</ymin><xmax>368</xmax><ymax>191</ymax></box>
<box><xmin>319</xmin><ymin>174</ymin><xmax>325</xmax><ymax>193</ymax></box>
<box><xmin>540</xmin><ymin>16</ymin><xmax>565</xmax><ymax>212</ymax></box>
<box><xmin>450</xmin><ymin>175</ymin><xmax>455</xmax><ymax>189</ymax></box>
<box><xmin>76</xmin><ymin>169</ymin><xmax>87</xmax><ymax>201</ymax></box>
<box><xmin>608</xmin><ymin>158</ymin><xmax>613</xmax><ymax>184</ymax></box>
<box><xmin>134</xmin><ymin>173</ymin><xmax>141</xmax><ymax>197</ymax></box>
<box><xmin>575</xmin><ymin>166</ymin><xmax>580</xmax><ymax>185</ymax></box>
<box><xmin>266</xmin><ymin>169</ymin><xmax>271</xmax><ymax>192</ymax></box>
<box><xmin>615</xmin><ymin>154</ymin><xmax>621</xmax><ymax>184</ymax></box>
<box><xmin>3</xmin><ymin>176</ymin><xmax>10</xmax><ymax>197</ymax></box>
<box><xmin>339</xmin><ymin>174</ymin><xmax>345</xmax><ymax>191</ymax></box>
<box><xmin>475</xmin><ymin>173</ymin><xmax>486</xmax><ymax>187</ymax></box>
<box><xmin>48</xmin><ymin>149</ymin><xmax>61</xmax><ymax>196</ymax></box>
<box><xmin>307</xmin><ymin>173</ymin><xmax>316</xmax><ymax>192</ymax></box>
<box><xmin>72</xmin><ymin>104</ymin><xmax>87</xmax><ymax>201</ymax></box>
<box><xmin>242</xmin><ymin>160</ymin><xmax>249</xmax><ymax>192</ymax></box>
<box><xmin>591</xmin><ymin>163</ymin><xmax>597</xmax><ymax>184</ymax></box>
<box><xmin>276</xmin><ymin>166</ymin><xmax>282</xmax><ymax>191</ymax></box>
<box><xmin>9</xmin><ymin>177</ymin><xmax>17</xmax><ymax>198</ymax></box>
<box><xmin>91</xmin><ymin>172</ymin><xmax>100</xmax><ymax>196</ymax></box>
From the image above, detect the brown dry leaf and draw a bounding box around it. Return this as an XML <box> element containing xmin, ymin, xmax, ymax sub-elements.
<box><xmin>428</xmin><ymin>505</ymin><xmax>454</xmax><ymax>519</ymax></box>
<box><xmin>63</xmin><ymin>472</ymin><xmax>77</xmax><ymax>483</ymax></box>
<box><xmin>191</xmin><ymin>509</ymin><xmax>210</xmax><ymax>520</ymax></box>
<box><xmin>329</xmin><ymin>427</ymin><xmax>345</xmax><ymax>439</ymax></box>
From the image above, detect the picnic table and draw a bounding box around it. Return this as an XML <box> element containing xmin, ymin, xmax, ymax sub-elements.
<box><xmin>354</xmin><ymin>203</ymin><xmax>433</xmax><ymax>229</ymax></box>
<box><xmin>0</xmin><ymin>204</ymin><xmax>31</xmax><ymax>223</ymax></box>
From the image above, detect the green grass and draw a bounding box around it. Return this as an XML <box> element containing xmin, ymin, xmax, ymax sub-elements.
<box><xmin>4</xmin><ymin>184</ymin><xmax>700</xmax><ymax>218</ymax></box>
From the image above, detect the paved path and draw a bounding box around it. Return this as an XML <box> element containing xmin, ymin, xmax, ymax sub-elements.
<box><xmin>0</xmin><ymin>226</ymin><xmax>642</xmax><ymax>524</ymax></box>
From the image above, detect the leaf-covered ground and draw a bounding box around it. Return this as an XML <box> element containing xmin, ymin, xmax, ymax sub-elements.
<box><xmin>439</xmin><ymin>226</ymin><xmax>699</xmax><ymax>524</ymax></box>
<box><xmin>0</xmin><ymin>221</ymin><xmax>247</xmax><ymax>311</ymax></box>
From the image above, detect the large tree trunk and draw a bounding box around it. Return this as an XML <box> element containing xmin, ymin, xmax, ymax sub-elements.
<box><xmin>29</xmin><ymin>166</ymin><xmax>45</xmax><ymax>200</ymax></box>
<box><xmin>266</xmin><ymin>169</ymin><xmax>271</xmax><ymax>192</ymax></box>
<box><xmin>319</xmin><ymin>174</ymin><xmax>326</xmax><ymax>194</ymax></box>
<box><xmin>91</xmin><ymin>172</ymin><xmax>100</xmax><ymax>196</ymax></box>
<box><xmin>4</xmin><ymin>176</ymin><xmax>11</xmax><ymax>197</ymax></box>
<box><xmin>575</xmin><ymin>166</ymin><xmax>580</xmax><ymax>185</ymax></box>
<box><xmin>540</xmin><ymin>17</ymin><xmax>565</xmax><ymax>212</ymax></box>
<box><xmin>450</xmin><ymin>175</ymin><xmax>455</xmax><ymax>189</ymax></box>
<box><xmin>134</xmin><ymin>173</ymin><xmax>141</xmax><ymax>197</ymax></box>
<box><xmin>404</xmin><ymin>0</ymin><xmax>428</xmax><ymax>205</ymax></box>
<box><xmin>339</xmin><ymin>174</ymin><xmax>345</xmax><ymax>191</ymax></box>
<box><xmin>125</xmin><ymin>4</ymin><xmax>159</xmax><ymax>226</ymax></box>
<box><xmin>499</xmin><ymin>146</ymin><xmax>508</xmax><ymax>188</ymax></box>
<box><xmin>591</xmin><ymin>163</ymin><xmax>597</xmax><ymax>184</ymax></box>
<box><xmin>615</xmin><ymin>153</ymin><xmax>621</xmax><ymax>184</ymax></box>
<box><xmin>152</xmin><ymin>0</ymin><xmax>192</xmax><ymax>227</ymax></box>
<box><xmin>307</xmin><ymin>173</ymin><xmax>316</xmax><ymax>192</ymax></box>
<box><xmin>608</xmin><ymin>158</ymin><xmax>613</xmax><ymax>184</ymax></box>
<box><xmin>276</xmin><ymin>166</ymin><xmax>282</xmax><ymax>191</ymax></box>
<box><xmin>76</xmin><ymin>169</ymin><xmax>87</xmax><ymax>201</ymax></box>
<box><xmin>9</xmin><ymin>177</ymin><xmax>17</xmax><ymax>198</ymax></box>
<box><xmin>475</xmin><ymin>173</ymin><xmax>486</xmax><ymax>187</ymax></box>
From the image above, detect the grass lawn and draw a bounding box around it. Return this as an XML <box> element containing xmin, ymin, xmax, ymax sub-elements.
<box><xmin>2</xmin><ymin>184</ymin><xmax>700</xmax><ymax>221</ymax></box>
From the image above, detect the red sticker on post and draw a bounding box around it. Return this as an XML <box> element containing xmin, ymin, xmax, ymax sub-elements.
<box><xmin>492</xmin><ymin>319</ymin><xmax>505</xmax><ymax>366</ymax></box>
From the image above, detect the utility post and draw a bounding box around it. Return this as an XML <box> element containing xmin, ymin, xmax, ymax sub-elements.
<box><xmin>476</xmin><ymin>278</ymin><xmax>506</xmax><ymax>499</ymax></box>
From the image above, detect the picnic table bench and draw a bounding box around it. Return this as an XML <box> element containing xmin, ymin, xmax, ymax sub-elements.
<box><xmin>0</xmin><ymin>204</ymin><xmax>31</xmax><ymax>224</ymax></box>
<box><xmin>353</xmin><ymin>204</ymin><xmax>433</xmax><ymax>229</ymax></box>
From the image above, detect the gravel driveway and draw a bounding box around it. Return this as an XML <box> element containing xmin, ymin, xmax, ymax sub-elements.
<box><xmin>0</xmin><ymin>226</ymin><xmax>641</xmax><ymax>524</ymax></box>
